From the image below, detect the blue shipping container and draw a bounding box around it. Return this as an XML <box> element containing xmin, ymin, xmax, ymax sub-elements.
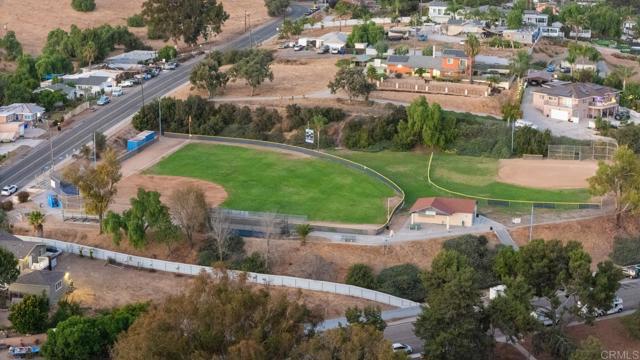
<box><xmin>127</xmin><ymin>131</ymin><xmax>156</xmax><ymax>152</ymax></box>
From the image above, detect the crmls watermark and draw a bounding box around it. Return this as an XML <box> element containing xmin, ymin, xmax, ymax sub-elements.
<box><xmin>601</xmin><ymin>351</ymin><xmax>640</xmax><ymax>360</ymax></box>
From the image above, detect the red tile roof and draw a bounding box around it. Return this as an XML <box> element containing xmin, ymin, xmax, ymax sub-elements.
<box><xmin>409</xmin><ymin>197</ymin><xmax>476</xmax><ymax>215</ymax></box>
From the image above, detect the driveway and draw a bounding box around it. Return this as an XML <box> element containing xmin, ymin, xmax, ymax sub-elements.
<box><xmin>520</xmin><ymin>86</ymin><xmax>611</xmax><ymax>141</ymax></box>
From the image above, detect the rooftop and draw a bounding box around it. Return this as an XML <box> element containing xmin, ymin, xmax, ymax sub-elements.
<box><xmin>442</xmin><ymin>49</ymin><xmax>466</xmax><ymax>58</ymax></box>
<box><xmin>532</xmin><ymin>82</ymin><xmax>619</xmax><ymax>99</ymax></box>
<box><xmin>0</xmin><ymin>103</ymin><xmax>45</xmax><ymax>116</ymax></box>
<box><xmin>0</xmin><ymin>232</ymin><xmax>43</xmax><ymax>259</ymax></box>
<box><xmin>65</xmin><ymin>75</ymin><xmax>110</xmax><ymax>87</ymax></box>
<box><xmin>428</xmin><ymin>1</ymin><xmax>449</xmax><ymax>7</ymax></box>
<box><xmin>15</xmin><ymin>270</ymin><xmax>65</xmax><ymax>286</ymax></box>
<box><xmin>410</xmin><ymin>197</ymin><xmax>476</xmax><ymax>215</ymax></box>
<box><xmin>106</xmin><ymin>50</ymin><xmax>158</xmax><ymax>65</ymax></box>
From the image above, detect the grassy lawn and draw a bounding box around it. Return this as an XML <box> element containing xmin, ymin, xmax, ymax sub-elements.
<box><xmin>149</xmin><ymin>143</ymin><xmax>394</xmax><ymax>224</ymax></box>
<box><xmin>331</xmin><ymin>150</ymin><xmax>592</xmax><ymax>206</ymax></box>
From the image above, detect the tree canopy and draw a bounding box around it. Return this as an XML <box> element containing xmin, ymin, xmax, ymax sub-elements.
<box><xmin>141</xmin><ymin>0</ymin><xmax>229</xmax><ymax>46</ymax></box>
<box><xmin>0</xmin><ymin>246</ymin><xmax>19</xmax><ymax>286</ymax></box>
<box><xmin>9</xmin><ymin>294</ymin><xmax>49</xmax><ymax>334</ymax></box>
<box><xmin>328</xmin><ymin>67</ymin><xmax>375</xmax><ymax>102</ymax></box>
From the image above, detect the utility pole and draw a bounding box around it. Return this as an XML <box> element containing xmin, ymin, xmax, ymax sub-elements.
<box><xmin>244</xmin><ymin>11</ymin><xmax>247</xmax><ymax>32</ymax></box>
<box><xmin>529</xmin><ymin>204</ymin><xmax>534</xmax><ymax>241</ymax></box>
<box><xmin>93</xmin><ymin>131</ymin><xmax>97</xmax><ymax>166</ymax></box>
<box><xmin>158</xmin><ymin>98</ymin><xmax>162</xmax><ymax>136</ymax></box>
<box><xmin>188</xmin><ymin>115</ymin><xmax>192</xmax><ymax>138</ymax></box>
<box><xmin>248</xmin><ymin>14</ymin><xmax>253</xmax><ymax>48</ymax></box>
<box><xmin>47</xmin><ymin>119</ymin><xmax>54</xmax><ymax>173</ymax></box>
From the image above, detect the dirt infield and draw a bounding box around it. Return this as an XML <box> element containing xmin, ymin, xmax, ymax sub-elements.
<box><xmin>112</xmin><ymin>174</ymin><xmax>228</xmax><ymax>212</ymax></box>
<box><xmin>497</xmin><ymin>159</ymin><xmax>597</xmax><ymax>189</ymax></box>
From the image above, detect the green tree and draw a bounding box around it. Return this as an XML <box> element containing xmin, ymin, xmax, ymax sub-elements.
<box><xmin>394</xmin><ymin>45</ymin><xmax>409</xmax><ymax>56</ymax></box>
<box><xmin>112</xmin><ymin>273</ymin><xmax>320</xmax><ymax>359</ymax></box>
<box><xmin>377</xmin><ymin>263</ymin><xmax>426</xmax><ymax>302</ymax></box>
<box><xmin>49</xmin><ymin>299</ymin><xmax>83</xmax><ymax>328</ymax></box>
<box><xmin>63</xmin><ymin>148</ymin><xmax>122</xmax><ymax>233</ymax></box>
<box><xmin>229</xmin><ymin>50</ymin><xmax>274</xmax><ymax>96</ymax></box>
<box><xmin>509</xmin><ymin>50</ymin><xmax>532</xmax><ymax>79</ymax></box>
<box><xmin>37</xmin><ymin>90</ymin><xmax>67</xmax><ymax>112</ymax></box>
<box><xmin>347</xmin><ymin>21</ymin><xmax>385</xmax><ymax>47</ymax></box>
<box><xmin>443</xmin><ymin>235</ymin><xmax>499</xmax><ymax>288</ymax></box>
<box><xmin>570</xmin><ymin>336</ymin><xmax>603</xmax><ymax>360</ymax></box>
<box><xmin>488</xmin><ymin>276</ymin><xmax>538</xmax><ymax>343</ymax></box>
<box><xmin>141</xmin><ymin>0</ymin><xmax>229</xmax><ymax>46</ymax></box>
<box><xmin>295</xmin><ymin>223</ymin><xmax>311</xmax><ymax>245</ymax></box>
<box><xmin>9</xmin><ymin>294</ymin><xmax>49</xmax><ymax>334</ymax></box>
<box><xmin>81</xmin><ymin>41</ymin><xmax>97</xmax><ymax>68</ymax></box>
<box><xmin>169</xmin><ymin>186</ymin><xmax>208</xmax><ymax>248</ymax></box>
<box><xmin>28</xmin><ymin>210</ymin><xmax>46</xmax><ymax>237</ymax></box>
<box><xmin>612</xmin><ymin>65</ymin><xmax>637</xmax><ymax>91</ymax></box>
<box><xmin>588</xmin><ymin>145</ymin><xmax>640</xmax><ymax>225</ymax></box>
<box><xmin>71</xmin><ymin>0</ymin><xmax>96</xmax><ymax>12</ymax></box>
<box><xmin>374</xmin><ymin>40</ymin><xmax>389</xmax><ymax>57</ymax></box>
<box><xmin>345</xmin><ymin>305</ymin><xmax>386</xmax><ymax>331</ymax></box>
<box><xmin>464</xmin><ymin>33</ymin><xmax>480</xmax><ymax>83</ymax></box>
<box><xmin>345</xmin><ymin>263</ymin><xmax>377</xmax><ymax>289</ymax></box>
<box><xmin>127</xmin><ymin>14</ymin><xmax>145</xmax><ymax>27</ymax></box>
<box><xmin>416</xmin><ymin>250</ymin><xmax>493</xmax><ymax>359</ymax></box>
<box><xmin>506</xmin><ymin>8</ymin><xmax>523</xmax><ymax>29</ymax></box>
<box><xmin>366</xmin><ymin>65</ymin><xmax>378</xmax><ymax>82</ymax></box>
<box><xmin>0</xmin><ymin>246</ymin><xmax>19</xmax><ymax>286</ymax></box>
<box><xmin>265</xmin><ymin>0</ymin><xmax>290</xmax><ymax>17</ymax></box>
<box><xmin>190</xmin><ymin>57</ymin><xmax>229</xmax><ymax>97</ymax></box>
<box><xmin>157</xmin><ymin>45</ymin><xmax>177</xmax><ymax>61</ymax></box>
<box><xmin>0</xmin><ymin>209</ymin><xmax>10</xmax><ymax>232</ymax></box>
<box><xmin>328</xmin><ymin>67</ymin><xmax>374</xmax><ymax>102</ymax></box>
<box><xmin>0</xmin><ymin>31</ymin><xmax>23</xmax><ymax>61</ymax></box>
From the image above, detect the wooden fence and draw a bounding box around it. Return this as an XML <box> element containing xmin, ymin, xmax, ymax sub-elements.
<box><xmin>376</xmin><ymin>79</ymin><xmax>491</xmax><ymax>97</ymax></box>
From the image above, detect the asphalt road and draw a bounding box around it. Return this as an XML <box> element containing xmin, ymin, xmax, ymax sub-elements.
<box><xmin>0</xmin><ymin>4</ymin><xmax>308</xmax><ymax>190</ymax></box>
<box><xmin>384</xmin><ymin>279</ymin><xmax>640</xmax><ymax>355</ymax></box>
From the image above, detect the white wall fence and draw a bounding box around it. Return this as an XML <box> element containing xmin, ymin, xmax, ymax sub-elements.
<box><xmin>304</xmin><ymin>16</ymin><xmax>425</xmax><ymax>30</ymax></box>
<box><xmin>17</xmin><ymin>236</ymin><xmax>420</xmax><ymax>308</ymax></box>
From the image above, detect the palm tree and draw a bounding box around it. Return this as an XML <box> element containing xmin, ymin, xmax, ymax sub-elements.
<box><xmin>446</xmin><ymin>0</ymin><xmax>462</xmax><ymax>20</ymax></box>
<box><xmin>82</xmin><ymin>41</ymin><xmax>98</xmax><ymax>69</ymax></box>
<box><xmin>565</xmin><ymin>13</ymin><xmax>587</xmax><ymax>42</ymax></box>
<box><xmin>312</xmin><ymin>114</ymin><xmax>327</xmax><ymax>150</ymax></box>
<box><xmin>613</xmin><ymin>65</ymin><xmax>637</xmax><ymax>91</ymax></box>
<box><xmin>334</xmin><ymin>1</ymin><xmax>350</xmax><ymax>31</ymax></box>
<box><xmin>464</xmin><ymin>34</ymin><xmax>480</xmax><ymax>84</ymax></box>
<box><xmin>509</xmin><ymin>50</ymin><xmax>532</xmax><ymax>80</ymax></box>
<box><xmin>28</xmin><ymin>211</ymin><xmax>46</xmax><ymax>237</ymax></box>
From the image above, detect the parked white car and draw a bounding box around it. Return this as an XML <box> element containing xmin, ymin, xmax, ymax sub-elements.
<box><xmin>112</xmin><ymin>87</ymin><xmax>124</xmax><ymax>97</ymax></box>
<box><xmin>119</xmin><ymin>80</ymin><xmax>134</xmax><ymax>87</ymax></box>
<box><xmin>579</xmin><ymin>297</ymin><xmax>623</xmax><ymax>317</ymax></box>
<box><xmin>515</xmin><ymin>119</ymin><xmax>538</xmax><ymax>130</ymax></box>
<box><xmin>392</xmin><ymin>343</ymin><xmax>413</xmax><ymax>354</ymax></box>
<box><xmin>1</xmin><ymin>185</ymin><xmax>17</xmax><ymax>196</ymax></box>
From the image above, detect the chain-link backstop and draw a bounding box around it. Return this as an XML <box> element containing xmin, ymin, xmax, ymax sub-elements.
<box><xmin>547</xmin><ymin>141</ymin><xmax>618</xmax><ymax>161</ymax></box>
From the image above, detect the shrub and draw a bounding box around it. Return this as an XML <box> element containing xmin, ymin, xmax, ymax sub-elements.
<box><xmin>49</xmin><ymin>299</ymin><xmax>83</xmax><ymax>328</ymax></box>
<box><xmin>622</xmin><ymin>310</ymin><xmax>640</xmax><ymax>340</ymax></box>
<box><xmin>377</xmin><ymin>263</ymin><xmax>426</xmax><ymax>302</ymax></box>
<box><xmin>71</xmin><ymin>0</ymin><xmax>96</xmax><ymax>12</ymax></box>
<box><xmin>9</xmin><ymin>294</ymin><xmax>49</xmax><ymax>334</ymax></box>
<box><xmin>157</xmin><ymin>45</ymin><xmax>177</xmax><ymax>61</ymax></box>
<box><xmin>234</xmin><ymin>252</ymin><xmax>269</xmax><ymax>273</ymax></box>
<box><xmin>610</xmin><ymin>236</ymin><xmax>640</xmax><ymax>265</ymax></box>
<box><xmin>1</xmin><ymin>201</ymin><xmax>13</xmax><ymax>211</ymax></box>
<box><xmin>16</xmin><ymin>191</ymin><xmax>29</xmax><ymax>203</ymax></box>
<box><xmin>345</xmin><ymin>263</ymin><xmax>377</xmax><ymax>289</ymax></box>
<box><xmin>296</xmin><ymin>224</ymin><xmax>312</xmax><ymax>245</ymax></box>
<box><xmin>127</xmin><ymin>14</ymin><xmax>145</xmax><ymax>27</ymax></box>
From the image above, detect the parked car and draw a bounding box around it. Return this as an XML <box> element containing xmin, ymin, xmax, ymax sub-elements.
<box><xmin>1</xmin><ymin>185</ymin><xmax>17</xmax><ymax>196</ymax></box>
<box><xmin>615</xmin><ymin>109</ymin><xmax>630</xmax><ymax>121</ymax></box>
<box><xmin>330</xmin><ymin>47</ymin><xmax>345</xmax><ymax>55</ymax></box>
<box><xmin>96</xmin><ymin>96</ymin><xmax>110</xmax><ymax>105</ymax></box>
<box><xmin>622</xmin><ymin>264</ymin><xmax>640</xmax><ymax>279</ymax></box>
<box><xmin>515</xmin><ymin>119</ymin><xmax>538</xmax><ymax>130</ymax></box>
<box><xmin>111</xmin><ymin>87</ymin><xmax>124</xmax><ymax>97</ymax></box>
<box><xmin>546</xmin><ymin>64</ymin><xmax>555</xmax><ymax>72</ymax></box>
<box><xmin>163</xmin><ymin>62</ymin><xmax>177</xmax><ymax>70</ymax></box>
<box><xmin>119</xmin><ymin>80</ymin><xmax>134</xmax><ymax>87</ymax></box>
<box><xmin>560</xmin><ymin>67</ymin><xmax>571</xmax><ymax>74</ymax></box>
<box><xmin>579</xmin><ymin>297</ymin><xmax>624</xmax><ymax>317</ymax></box>
<box><xmin>317</xmin><ymin>45</ymin><xmax>330</xmax><ymax>54</ymax></box>
<box><xmin>392</xmin><ymin>343</ymin><xmax>413</xmax><ymax>354</ymax></box>
<box><xmin>293</xmin><ymin>44</ymin><xmax>305</xmax><ymax>51</ymax></box>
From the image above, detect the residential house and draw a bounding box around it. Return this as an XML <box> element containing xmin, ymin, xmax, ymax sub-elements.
<box><xmin>427</xmin><ymin>1</ymin><xmax>451</xmax><ymax>24</ymax></box>
<box><xmin>63</xmin><ymin>70</ymin><xmax>120</xmax><ymax>96</ymax></box>
<box><xmin>33</xmin><ymin>83</ymin><xmax>77</xmax><ymax>101</ymax></box>
<box><xmin>0</xmin><ymin>232</ymin><xmax>68</xmax><ymax>305</ymax></box>
<box><xmin>623</xmin><ymin>19</ymin><xmax>637</xmax><ymax>39</ymax></box>
<box><xmin>540</xmin><ymin>22</ymin><xmax>564</xmax><ymax>38</ymax></box>
<box><xmin>442</xmin><ymin>19</ymin><xmax>485</xmax><ymax>36</ymax></box>
<box><xmin>440</xmin><ymin>49</ymin><xmax>468</xmax><ymax>77</ymax></box>
<box><xmin>0</xmin><ymin>103</ymin><xmax>45</xmax><ymax>142</ymax></box>
<box><xmin>385</xmin><ymin>49</ymin><xmax>467</xmax><ymax>78</ymax></box>
<box><xmin>523</xmin><ymin>10</ymin><xmax>549</xmax><ymax>26</ymax></box>
<box><xmin>531</xmin><ymin>82</ymin><xmax>620</xmax><ymax>122</ymax></box>
<box><xmin>409</xmin><ymin>197</ymin><xmax>477</xmax><ymax>229</ymax></box>
<box><xmin>315</xmin><ymin>32</ymin><xmax>348</xmax><ymax>52</ymax></box>
<box><xmin>502</xmin><ymin>27</ymin><xmax>541</xmax><ymax>45</ymax></box>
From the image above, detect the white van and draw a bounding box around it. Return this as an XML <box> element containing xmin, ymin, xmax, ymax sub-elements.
<box><xmin>112</xmin><ymin>87</ymin><xmax>124</xmax><ymax>97</ymax></box>
<box><xmin>579</xmin><ymin>297</ymin><xmax>623</xmax><ymax>317</ymax></box>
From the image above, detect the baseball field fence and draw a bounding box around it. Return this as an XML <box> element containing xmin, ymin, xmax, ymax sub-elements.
<box><xmin>547</xmin><ymin>141</ymin><xmax>617</xmax><ymax>161</ymax></box>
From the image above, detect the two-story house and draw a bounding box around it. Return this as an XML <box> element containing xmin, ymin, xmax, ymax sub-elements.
<box><xmin>0</xmin><ymin>232</ymin><xmax>68</xmax><ymax>306</ymax></box>
<box><xmin>427</xmin><ymin>1</ymin><xmax>451</xmax><ymax>24</ymax></box>
<box><xmin>523</xmin><ymin>10</ymin><xmax>549</xmax><ymax>26</ymax></box>
<box><xmin>531</xmin><ymin>82</ymin><xmax>620</xmax><ymax>123</ymax></box>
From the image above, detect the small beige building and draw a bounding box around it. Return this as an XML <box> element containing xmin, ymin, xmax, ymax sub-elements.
<box><xmin>531</xmin><ymin>82</ymin><xmax>620</xmax><ymax>123</ymax></box>
<box><xmin>409</xmin><ymin>197</ymin><xmax>477</xmax><ymax>229</ymax></box>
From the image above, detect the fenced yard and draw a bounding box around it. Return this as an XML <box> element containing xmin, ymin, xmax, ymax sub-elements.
<box><xmin>376</xmin><ymin>79</ymin><xmax>491</xmax><ymax>97</ymax></box>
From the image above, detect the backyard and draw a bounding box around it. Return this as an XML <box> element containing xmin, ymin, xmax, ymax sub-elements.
<box><xmin>332</xmin><ymin>150</ymin><xmax>593</xmax><ymax>207</ymax></box>
<box><xmin>149</xmin><ymin>143</ymin><xmax>394</xmax><ymax>224</ymax></box>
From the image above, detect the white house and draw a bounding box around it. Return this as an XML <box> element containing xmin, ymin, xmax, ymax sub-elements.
<box><xmin>33</xmin><ymin>83</ymin><xmax>78</xmax><ymax>101</ymax></box>
<box><xmin>316</xmin><ymin>32</ymin><xmax>348</xmax><ymax>50</ymax></box>
<box><xmin>62</xmin><ymin>70</ymin><xmax>119</xmax><ymax>97</ymax></box>
<box><xmin>523</xmin><ymin>10</ymin><xmax>548</xmax><ymax>26</ymax></box>
<box><xmin>540</xmin><ymin>22</ymin><xmax>564</xmax><ymax>38</ymax></box>
<box><xmin>427</xmin><ymin>1</ymin><xmax>451</xmax><ymax>24</ymax></box>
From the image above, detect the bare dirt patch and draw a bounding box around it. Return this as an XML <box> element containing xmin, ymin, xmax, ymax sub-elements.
<box><xmin>497</xmin><ymin>159</ymin><xmax>597</xmax><ymax>189</ymax></box>
<box><xmin>370</xmin><ymin>91</ymin><xmax>504</xmax><ymax>117</ymax></box>
<box><xmin>112</xmin><ymin>174</ymin><xmax>228</xmax><ymax>212</ymax></box>
<box><xmin>0</xmin><ymin>0</ymin><xmax>270</xmax><ymax>55</ymax></box>
<box><xmin>564</xmin><ymin>315</ymin><xmax>640</xmax><ymax>353</ymax></box>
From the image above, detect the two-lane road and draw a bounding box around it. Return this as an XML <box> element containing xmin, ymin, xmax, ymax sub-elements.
<box><xmin>0</xmin><ymin>4</ymin><xmax>308</xmax><ymax>189</ymax></box>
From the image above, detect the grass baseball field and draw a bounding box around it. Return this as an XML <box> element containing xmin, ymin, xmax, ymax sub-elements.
<box><xmin>331</xmin><ymin>150</ymin><xmax>593</xmax><ymax>206</ymax></box>
<box><xmin>149</xmin><ymin>143</ymin><xmax>395</xmax><ymax>224</ymax></box>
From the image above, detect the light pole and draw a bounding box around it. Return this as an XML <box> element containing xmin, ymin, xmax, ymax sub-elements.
<box><xmin>529</xmin><ymin>203</ymin><xmax>534</xmax><ymax>241</ymax></box>
<box><xmin>158</xmin><ymin>98</ymin><xmax>162</xmax><ymax>136</ymax></box>
<box><xmin>47</xmin><ymin>119</ymin><xmax>54</xmax><ymax>173</ymax></box>
<box><xmin>93</xmin><ymin>131</ymin><xmax>97</xmax><ymax>166</ymax></box>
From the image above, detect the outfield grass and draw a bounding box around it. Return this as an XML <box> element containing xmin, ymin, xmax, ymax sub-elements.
<box><xmin>149</xmin><ymin>143</ymin><xmax>394</xmax><ymax>224</ymax></box>
<box><xmin>331</xmin><ymin>150</ymin><xmax>592</xmax><ymax>206</ymax></box>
